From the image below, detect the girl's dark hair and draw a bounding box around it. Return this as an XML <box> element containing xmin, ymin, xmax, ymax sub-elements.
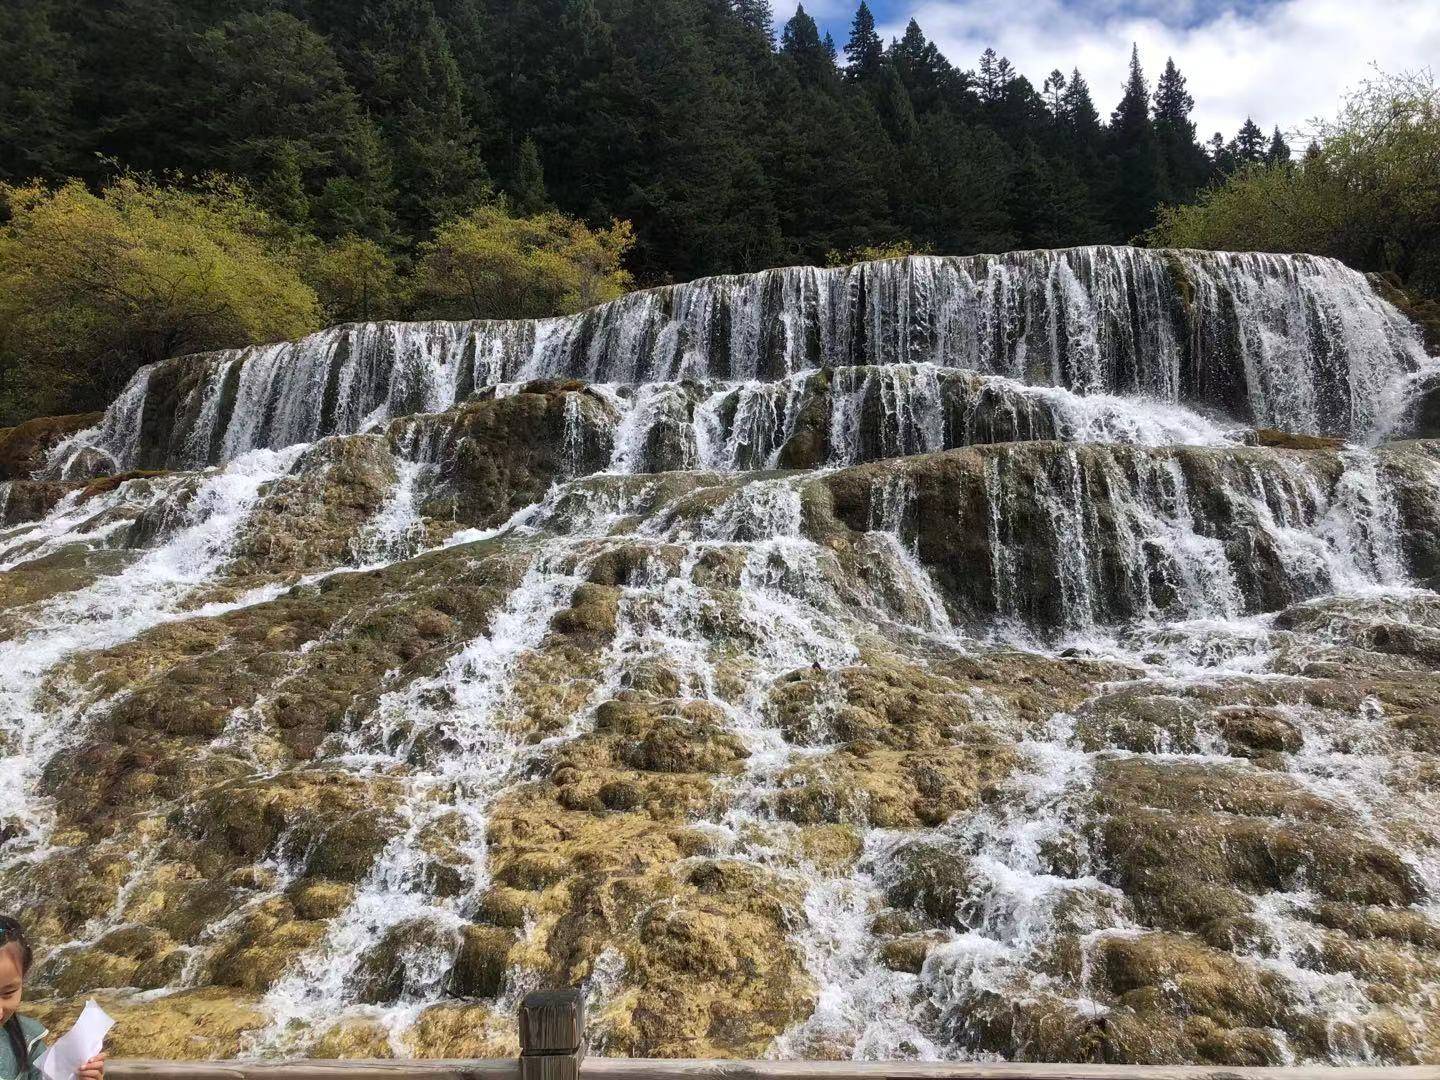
<box><xmin>1</xmin><ymin>915</ymin><xmax>33</xmax><ymax>1077</ymax></box>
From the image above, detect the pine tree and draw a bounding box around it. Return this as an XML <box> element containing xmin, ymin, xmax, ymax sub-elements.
<box><xmin>0</xmin><ymin>0</ymin><xmax>1239</xmax><ymax>284</ymax></box>
<box><xmin>1006</xmin><ymin>140</ymin><xmax>1094</xmax><ymax>248</ymax></box>
<box><xmin>1061</xmin><ymin>69</ymin><xmax>1102</xmax><ymax>139</ymax></box>
<box><xmin>1042</xmin><ymin>70</ymin><xmax>1067</xmax><ymax>116</ymax></box>
<box><xmin>889</xmin><ymin>18</ymin><xmax>961</xmax><ymax>117</ymax></box>
<box><xmin>768</xmin><ymin>79</ymin><xmax>890</xmax><ymax>259</ymax></box>
<box><xmin>66</xmin><ymin>0</ymin><xmax>206</xmax><ymax>177</ymax></box>
<box><xmin>511</xmin><ymin>135</ymin><xmax>549</xmax><ymax>213</ymax></box>
<box><xmin>304</xmin><ymin>0</ymin><xmax>489</xmax><ymax>237</ymax></box>
<box><xmin>1106</xmin><ymin>44</ymin><xmax>1164</xmax><ymax>238</ymax></box>
<box><xmin>1207</xmin><ymin>131</ymin><xmax>1233</xmax><ymax>174</ymax></box>
<box><xmin>732</xmin><ymin>0</ymin><xmax>774</xmax><ymax>45</ymax></box>
<box><xmin>1151</xmin><ymin>57</ymin><xmax>1207</xmax><ymax>202</ymax></box>
<box><xmin>978</xmin><ymin>48</ymin><xmax>1004</xmax><ymax>104</ymax></box>
<box><xmin>1234</xmin><ymin>117</ymin><xmax>1267</xmax><ymax>164</ymax></box>
<box><xmin>780</xmin><ymin>5</ymin><xmax>832</xmax><ymax>84</ymax></box>
<box><xmin>1266</xmin><ymin>126</ymin><xmax>1292</xmax><ymax>166</ymax></box>
<box><xmin>919</xmin><ymin>112</ymin><xmax>1013</xmax><ymax>252</ymax></box>
<box><xmin>1152</xmin><ymin>59</ymin><xmax>1194</xmax><ymax>124</ymax></box>
<box><xmin>843</xmin><ymin>3</ymin><xmax>883</xmax><ymax>80</ymax></box>
<box><xmin>180</xmin><ymin>11</ymin><xmax>398</xmax><ymax>239</ymax></box>
<box><xmin>896</xmin><ymin>19</ymin><xmax>928</xmax><ymax>63</ymax></box>
<box><xmin>316</xmin><ymin>118</ymin><xmax>398</xmax><ymax>242</ymax></box>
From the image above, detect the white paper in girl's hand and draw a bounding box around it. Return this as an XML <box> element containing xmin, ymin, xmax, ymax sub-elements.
<box><xmin>39</xmin><ymin>1000</ymin><xmax>113</xmax><ymax>1080</ymax></box>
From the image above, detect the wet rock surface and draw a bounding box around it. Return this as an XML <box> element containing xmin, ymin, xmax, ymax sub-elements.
<box><xmin>0</xmin><ymin>412</ymin><xmax>102</xmax><ymax>480</ymax></box>
<box><xmin>3</xmin><ymin>251</ymin><xmax>1440</xmax><ymax>1064</ymax></box>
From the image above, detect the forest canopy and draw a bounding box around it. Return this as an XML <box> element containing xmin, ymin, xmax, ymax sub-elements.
<box><xmin>1</xmin><ymin>0</ymin><xmax>1283</xmax><ymax>280</ymax></box>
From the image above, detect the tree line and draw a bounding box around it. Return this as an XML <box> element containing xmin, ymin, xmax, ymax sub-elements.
<box><xmin>2</xmin><ymin>0</ymin><xmax>1289</xmax><ymax>282</ymax></box>
<box><xmin>1148</xmin><ymin>69</ymin><xmax>1440</xmax><ymax>346</ymax></box>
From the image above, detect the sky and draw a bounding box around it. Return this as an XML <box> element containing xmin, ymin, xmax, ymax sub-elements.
<box><xmin>801</xmin><ymin>0</ymin><xmax>1440</xmax><ymax>140</ymax></box>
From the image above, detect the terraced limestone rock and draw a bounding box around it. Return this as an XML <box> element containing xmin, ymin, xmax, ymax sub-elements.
<box><xmin>2</xmin><ymin>247</ymin><xmax>1440</xmax><ymax>1065</ymax></box>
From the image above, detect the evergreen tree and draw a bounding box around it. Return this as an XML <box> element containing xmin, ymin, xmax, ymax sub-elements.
<box><xmin>1234</xmin><ymin>117</ymin><xmax>1267</xmax><ymax>164</ymax></box>
<box><xmin>919</xmin><ymin>113</ymin><xmax>1013</xmax><ymax>252</ymax></box>
<box><xmin>896</xmin><ymin>20</ymin><xmax>929</xmax><ymax>59</ymax></box>
<box><xmin>1061</xmin><ymin>69</ymin><xmax>1102</xmax><ymax>141</ymax></box>
<box><xmin>1267</xmin><ymin>126</ymin><xmax>1292</xmax><ymax>166</ymax></box>
<box><xmin>567</xmin><ymin>0</ymin><xmax>781</xmax><ymax>278</ymax></box>
<box><xmin>430</xmin><ymin>0</ymin><xmax>499</xmax><ymax>147</ymax></box>
<box><xmin>0</xmin><ymin>0</ymin><xmax>1247</xmax><ymax>291</ymax></box>
<box><xmin>732</xmin><ymin>0</ymin><xmax>774</xmax><ymax>45</ymax></box>
<box><xmin>67</xmin><ymin>0</ymin><xmax>207</xmax><ymax>177</ymax></box>
<box><xmin>1042</xmin><ymin>70</ymin><xmax>1067</xmax><ymax>116</ymax></box>
<box><xmin>315</xmin><ymin>120</ymin><xmax>398</xmax><ymax>242</ymax></box>
<box><xmin>511</xmin><ymin>136</ymin><xmax>549</xmax><ymax>214</ymax></box>
<box><xmin>1151</xmin><ymin>57</ymin><xmax>1208</xmax><ymax>203</ymax></box>
<box><xmin>780</xmin><ymin>6</ymin><xmax>833</xmax><ymax>85</ymax></box>
<box><xmin>1006</xmin><ymin>140</ymin><xmax>1095</xmax><ymax>248</ymax></box>
<box><xmin>1207</xmin><ymin>131</ymin><xmax>1235</xmax><ymax>175</ymax></box>
<box><xmin>991</xmin><ymin>75</ymin><xmax>1047</xmax><ymax>146</ymax></box>
<box><xmin>843</xmin><ymin>3</ymin><xmax>883</xmax><ymax>80</ymax></box>
<box><xmin>305</xmin><ymin>0</ymin><xmax>490</xmax><ymax>237</ymax></box>
<box><xmin>1003</xmin><ymin>141</ymin><xmax>1054</xmax><ymax>248</ymax></box>
<box><xmin>890</xmin><ymin>19</ymin><xmax>962</xmax><ymax>116</ymax></box>
<box><xmin>873</xmin><ymin>63</ymin><xmax>919</xmax><ymax>144</ymax></box>
<box><xmin>1152</xmin><ymin>59</ymin><xmax>1194</xmax><ymax>125</ymax></box>
<box><xmin>978</xmin><ymin>48</ymin><xmax>1006</xmax><ymax>104</ymax></box>
<box><xmin>768</xmin><ymin>80</ymin><xmax>890</xmax><ymax>258</ymax></box>
<box><xmin>1047</xmin><ymin>68</ymin><xmax>1105</xmax><ymax>231</ymax></box>
<box><xmin>1106</xmin><ymin>45</ymin><xmax>1164</xmax><ymax>238</ymax></box>
<box><xmin>182</xmin><ymin>11</ymin><xmax>397</xmax><ymax>239</ymax></box>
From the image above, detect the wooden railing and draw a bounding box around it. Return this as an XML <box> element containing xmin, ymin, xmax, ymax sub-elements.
<box><xmin>104</xmin><ymin>990</ymin><xmax>1438</xmax><ymax>1080</ymax></box>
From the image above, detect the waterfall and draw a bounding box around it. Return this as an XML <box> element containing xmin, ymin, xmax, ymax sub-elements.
<box><xmin>5</xmin><ymin>246</ymin><xmax>1440</xmax><ymax>1066</ymax></box>
<box><xmin>45</xmin><ymin>249</ymin><xmax>1428</xmax><ymax>479</ymax></box>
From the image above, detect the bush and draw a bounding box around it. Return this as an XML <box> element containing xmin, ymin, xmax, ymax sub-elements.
<box><xmin>413</xmin><ymin>205</ymin><xmax>634</xmax><ymax>321</ymax></box>
<box><xmin>1149</xmin><ymin>71</ymin><xmax>1440</xmax><ymax>299</ymax></box>
<box><xmin>309</xmin><ymin>235</ymin><xmax>407</xmax><ymax>325</ymax></box>
<box><xmin>825</xmin><ymin>239</ymin><xmax>930</xmax><ymax>267</ymax></box>
<box><xmin>0</xmin><ymin>178</ymin><xmax>641</xmax><ymax>424</ymax></box>
<box><xmin>0</xmin><ymin>175</ymin><xmax>321</xmax><ymax>423</ymax></box>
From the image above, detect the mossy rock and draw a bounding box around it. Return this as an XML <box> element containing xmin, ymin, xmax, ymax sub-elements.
<box><xmin>446</xmin><ymin>924</ymin><xmax>516</xmax><ymax>998</ymax></box>
<box><xmin>879</xmin><ymin>839</ymin><xmax>978</xmax><ymax>926</ymax></box>
<box><xmin>352</xmin><ymin>917</ymin><xmax>459</xmax><ymax>1005</ymax></box>
<box><xmin>1252</xmin><ymin>428</ymin><xmax>1346</xmax><ymax>451</ymax></box>
<box><xmin>0</xmin><ymin>412</ymin><xmax>102</xmax><ymax>480</ymax></box>
<box><xmin>1099</xmin><ymin>932</ymin><xmax>1295</xmax><ymax>1034</ymax></box>
<box><xmin>24</xmin><ymin>988</ymin><xmax>267</xmax><ymax>1059</ymax></box>
<box><xmin>877</xmin><ymin>932</ymin><xmax>945</xmax><ymax>974</ymax></box>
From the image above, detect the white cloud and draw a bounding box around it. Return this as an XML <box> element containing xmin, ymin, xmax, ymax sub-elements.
<box><xmin>881</xmin><ymin>0</ymin><xmax>1440</xmax><ymax>139</ymax></box>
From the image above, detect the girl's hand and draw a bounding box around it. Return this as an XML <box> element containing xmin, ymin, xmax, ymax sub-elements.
<box><xmin>77</xmin><ymin>1053</ymin><xmax>106</xmax><ymax>1080</ymax></box>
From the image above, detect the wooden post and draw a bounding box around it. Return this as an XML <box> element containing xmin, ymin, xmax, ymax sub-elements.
<box><xmin>519</xmin><ymin>989</ymin><xmax>586</xmax><ymax>1080</ymax></box>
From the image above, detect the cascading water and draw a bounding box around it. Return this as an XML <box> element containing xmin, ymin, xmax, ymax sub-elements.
<box><xmin>4</xmin><ymin>248</ymin><xmax>1440</xmax><ymax>1066</ymax></box>
<box><xmin>44</xmin><ymin>248</ymin><xmax>1428</xmax><ymax>478</ymax></box>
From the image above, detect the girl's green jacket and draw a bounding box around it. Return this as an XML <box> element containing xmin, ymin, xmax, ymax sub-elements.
<box><xmin>0</xmin><ymin>1017</ymin><xmax>48</xmax><ymax>1080</ymax></box>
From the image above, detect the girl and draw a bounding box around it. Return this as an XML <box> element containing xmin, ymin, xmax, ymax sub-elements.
<box><xmin>1</xmin><ymin>918</ymin><xmax>104</xmax><ymax>1080</ymax></box>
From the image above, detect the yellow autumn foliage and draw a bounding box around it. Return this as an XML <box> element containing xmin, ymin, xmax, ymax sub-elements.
<box><xmin>0</xmin><ymin>175</ymin><xmax>321</xmax><ymax>421</ymax></box>
<box><xmin>414</xmin><ymin>205</ymin><xmax>635</xmax><ymax>321</ymax></box>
